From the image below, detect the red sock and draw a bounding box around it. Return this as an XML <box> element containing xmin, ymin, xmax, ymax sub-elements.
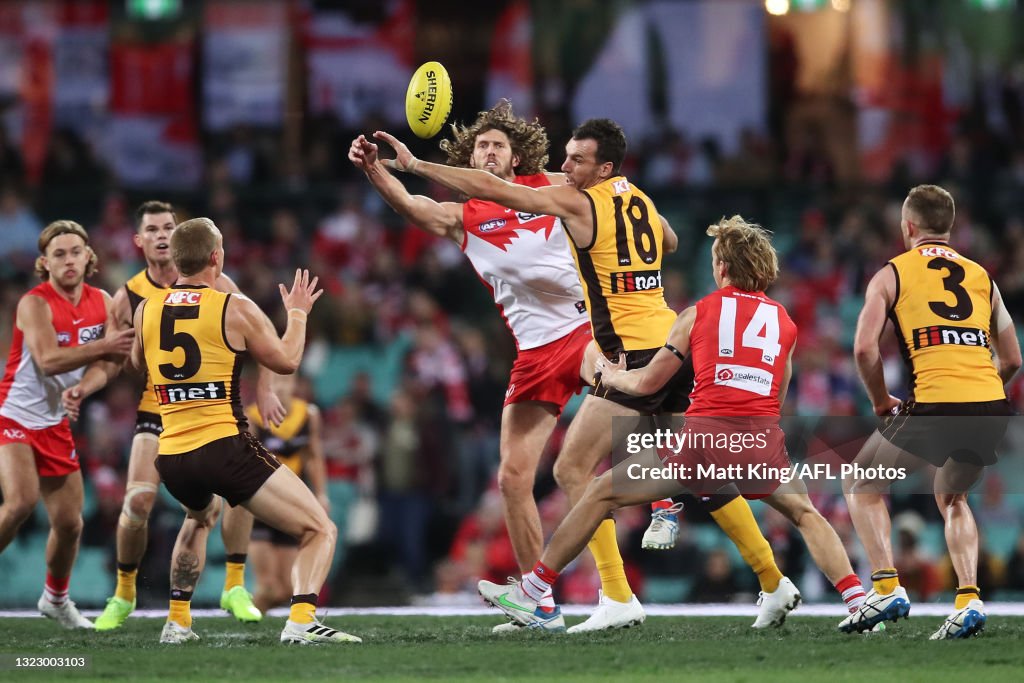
<box><xmin>522</xmin><ymin>561</ymin><xmax>560</xmax><ymax>602</ymax></box>
<box><xmin>835</xmin><ymin>573</ymin><xmax>866</xmax><ymax>613</ymax></box>
<box><xmin>44</xmin><ymin>572</ymin><xmax>70</xmax><ymax>605</ymax></box>
<box><xmin>651</xmin><ymin>499</ymin><xmax>674</xmax><ymax>512</ymax></box>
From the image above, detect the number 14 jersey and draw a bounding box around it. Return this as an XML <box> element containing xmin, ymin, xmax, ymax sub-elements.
<box><xmin>140</xmin><ymin>285</ymin><xmax>245</xmax><ymax>455</ymax></box>
<box><xmin>687</xmin><ymin>286</ymin><xmax>797</xmax><ymax>417</ymax></box>
<box><xmin>888</xmin><ymin>242</ymin><xmax>1003</xmax><ymax>403</ymax></box>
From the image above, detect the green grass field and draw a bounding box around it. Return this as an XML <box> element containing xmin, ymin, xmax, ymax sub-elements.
<box><xmin>1</xmin><ymin>616</ymin><xmax>1023</xmax><ymax>683</ymax></box>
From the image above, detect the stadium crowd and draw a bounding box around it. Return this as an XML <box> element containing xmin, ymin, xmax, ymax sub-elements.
<box><xmin>3</xmin><ymin>76</ymin><xmax>1024</xmax><ymax>608</ymax></box>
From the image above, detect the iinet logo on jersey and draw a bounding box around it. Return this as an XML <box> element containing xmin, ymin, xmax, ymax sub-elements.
<box><xmin>155</xmin><ymin>381</ymin><xmax>227</xmax><ymax>405</ymax></box>
<box><xmin>714</xmin><ymin>364</ymin><xmax>773</xmax><ymax>396</ymax></box>
<box><xmin>164</xmin><ymin>291</ymin><xmax>202</xmax><ymax>305</ymax></box>
<box><xmin>610</xmin><ymin>270</ymin><xmax>661</xmax><ymax>293</ymax></box>
<box><xmin>912</xmin><ymin>325</ymin><xmax>989</xmax><ymax>349</ymax></box>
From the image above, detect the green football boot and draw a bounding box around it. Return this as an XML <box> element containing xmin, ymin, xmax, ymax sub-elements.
<box><xmin>220</xmin><ymin>585</ymin><xmax>262</xmax><ymax>622</ymax></box>
<box><xmin>94</xmin><ymin>596</ymin><xmax>136</xmax><ymax>631</ymax></box>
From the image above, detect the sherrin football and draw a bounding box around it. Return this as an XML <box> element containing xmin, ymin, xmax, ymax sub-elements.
<box><xmin>405</xmin><ymin>61</ymin><xmax>453</xmax><ymax>139</ymax></box>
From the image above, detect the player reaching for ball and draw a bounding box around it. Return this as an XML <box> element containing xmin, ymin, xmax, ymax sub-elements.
<box><xmin>351</xmin><ymin>101</ymin><xmax>680</xmax><ymax>632</ymax></box>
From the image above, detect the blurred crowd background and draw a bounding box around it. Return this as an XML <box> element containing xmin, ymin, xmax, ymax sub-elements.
<box><xmin>2</xmin><ymin>0</ymin><xmax>1024</xmax><ymax>609</ymax></box>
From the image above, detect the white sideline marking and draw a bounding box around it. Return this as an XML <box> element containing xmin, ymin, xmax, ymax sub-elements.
<box><xmin>3</xmin><ymin>603</ymin><xmax>1024</xmax><ymax>619</ymax></box>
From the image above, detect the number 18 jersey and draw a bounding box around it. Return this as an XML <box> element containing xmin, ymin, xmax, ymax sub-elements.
<box><xmin>140</xmin><ymin>285</ymin><xmax>245</xmax><ymax>455</ymax></box>
<box><xmin>687</xmin><ymin>286</ymin><xmax>797</xmax><ymax>417</ymax></box>
<box><xmin>888</xmin><ymin>243</ymin><xmax>1003</xmax><ymax>403</ymax></box>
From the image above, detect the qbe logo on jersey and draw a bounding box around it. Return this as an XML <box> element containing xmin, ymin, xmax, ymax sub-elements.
<box><xmin>78</xmin><ymin>323</ymin><xmax>104</xmax><ymax>345</ymax></box>
<box><xmin>164</xmin><ymin>291</ymin><xmax>202</xmax><ymax>305</ymax></box>
<box><xmin>714</xmin><ymin>364</ymin><xmax>773</xmax><ymax>397</ymax></box>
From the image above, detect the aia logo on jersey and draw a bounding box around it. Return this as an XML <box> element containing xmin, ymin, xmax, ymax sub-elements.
<box><xmin>78</xmin><ymin>323</ymin><xmax>104</xmax><ymax>344</ymax></box>
<box><xmin>612</xmin><ymin>179</ymin><xmax>630</xmax><ymax>194</ymax></box>
<box><xmin>164</xmin><ymin>291</ymin><xmax>202</xmax><ymax>305</ymax></box>
<box><xmin>56</xmin><ymin>331</ymin><xmax>72</xmax><ymax>346</ymax></box>
<box><xmin>610</xmin><ymin>269</ymin><xmax>661</xmax><ymax>294</ymax></box>
<box><xmin>912</xmin><ymin>325</ymin><xmax>989</xmax><ymax>350</ymax></box>
<box><xmin>918</xmin><ymin>246</ymin><xmax>960</xmax><ymax>260</ymax></box>
<box><xmin>479</xmin><ymin>218</ymin><xmax>506</xmax><ymax>233</ymax></box>
<box><xmin>155</xmin><ymin>381</ymin><xmax>227</xmax><ymax>405</ymax></box>
<box><xmin>515</xmin><ymin>211</ymin><xmax>541</xmax><ymax>223</ymax></box>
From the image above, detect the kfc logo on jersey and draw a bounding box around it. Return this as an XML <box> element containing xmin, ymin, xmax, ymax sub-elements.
<box><xmin>918</xmin><ymin>246</ymin><xmax>960</xmax><ymax>260</ymax></box>
<box><xmin>610</xmin><ymin>270</ymin><xmax>662</xmax><ymax>294</ymax></box>
<box><xmin>479</xmin><ymin>219</ymin><xmax>506</xmax><ymax>233</ymax></box>
<box><xmin>515</xmin><ymin>211</ymin><xmax>542</xmax><ymax>223</ymax></box>
<box><xmin>912</xmin><ymin>325</ymin><xmax>989</xmax><ymax>350</ymax></box>
<box><xmin>78</xmin><ymin>323</ymin><xmax>105</xmax><ymax>344</ymax></box>
<box><xmin>612</xmin><ymin>179</ymin><xmax>630</xmax><ymax>194</ymax></box>
<box><xmin>164</xmin><ymin>291</ymin><xmax>203</xmax><ymax>305</ymax></box>
<box><xmin>56</xmin><ymin>331</ymin><xmax>72</xmax><ymax>346</ymax></box>
<box><xmin>155</xmin><ymin>381</ymin><xmax>227</xmax><ymax>405</ymax></box>
<box><xmin>713</xmin><ymin>364</ymin><xmax>773</xmax><ymax>396</ymax></box>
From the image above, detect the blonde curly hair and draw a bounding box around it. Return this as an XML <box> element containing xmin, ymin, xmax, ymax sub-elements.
<box><xmin>706</xmin><ymin>216</ymin><xmax>779</xmax><ymax>292</ymax></box>
<box><xmin>440</xmin><ymin>99</ymin><xmax>549</xmax><ymax>175</ymax></box>
<box><xmin>35</xmin><ymin>220</ymin><xmax>98</xmax><ymax>280</ymax></box>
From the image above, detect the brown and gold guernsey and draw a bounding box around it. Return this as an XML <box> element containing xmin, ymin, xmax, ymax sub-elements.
<box><xmin>888</xmin><ymin>242</ymin><xmax>1004</xmax><ymax>403</ymax></box>
<box><xmin>125</xmin><ymin>269</ymin><xmax>169</xmax><ymax>415</ymax></box>
<box><xmin>140</xmin><ymin>285</ymin><xmax>246</xmax><ymax>454</ymax></box>
<box><xmin>570</xmin><ymin>176</ymin><xmax>677</xmax><ymax>352</ymax></box>
<box><xmin>244</xmin><ymin>400</ymin><xmax>309</xmax><ymax>476</ymax></box>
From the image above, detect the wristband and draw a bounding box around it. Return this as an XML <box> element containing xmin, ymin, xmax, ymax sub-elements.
<box><xmin>288</xmin><ymin>308</ymin><xmax>308</xmax><ymax>322</ymax></box>
<box><xmin>406</xmin><ymin>157</ymin><xmax>419</xmax><ymax>173</ymax></box>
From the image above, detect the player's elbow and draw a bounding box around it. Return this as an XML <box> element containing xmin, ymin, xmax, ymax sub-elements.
<box><xmin>1001</xmin><ymin>353</ymin><xmax>1022</xmax><ymax>380</ymax></box>
<box><xmin>852</xmin><ymin>339</ymin><xmax>877</xmax><ymax>365</ymax></box>
<box><xmin>37</xmin><ymin>355</ymin><xmax>64</xmax><ymax>376</ymax></box>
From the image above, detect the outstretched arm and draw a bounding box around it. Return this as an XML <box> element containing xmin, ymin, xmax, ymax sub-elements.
<box><xmin>349</xmin><ymin>135</ymin><xmax>464</xmax><ymax>244</ymax></box>
<box><xmin>596</xmin><ymin>306</ymin><xmax>696</xmax><ymax>396</ymax></box>
<box><xmin>372</xmin><ymin>130</ymin><xmax>594</xmax><ymax>245</ymax></box>
<box><xmin>227</xmin><ymin>269</ymin><xmax>323</xmax><ymax>374</ymax></box>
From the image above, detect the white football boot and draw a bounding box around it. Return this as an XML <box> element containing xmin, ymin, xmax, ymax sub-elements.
<box><xmin>930</xmin><ymin>599</ymin><xmax>986</xmax><ymax>640</ymax></box>
<box><xmin>37</xmin><ymin>594</ymin><xmax>93</xmax><ymax>629</ymax></box>
<box><xmin>478</xmin><ymin>580</ymin><xmax>565</xmax><ymax>632</ymax></box>
<box><xmin>159</xmin><ymin>621</ymin><xmax>199</xmax><ymax>644</ymax></box>
<box><xmin>566</xmin><ymin>590</ymin><xmax>645</xmax><ymax>633</ymax></box>
<box><xmin>837</xmin><ymin>587</ymin><xmax>910</xmax><ymax>633</ymax></box>
<box><xmin>641</xmin><ymin>503</ymin><xmax>684</xmax><ymax>550</ymax></box>
<box><xmin>280</xmin><ymin>619</ymin><xmax>362</xmax><ymax>644</ymax></box>
<box><xmin>751</xmin><ymin>576</ymin><xmax>801</xmax><ymax>628</ymax></box>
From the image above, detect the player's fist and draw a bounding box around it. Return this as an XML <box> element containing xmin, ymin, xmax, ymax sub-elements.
<box><xmin>101</xmin><ymin>327</ymin><xmax>135</xmax><ymax>357</ymax></box>
<box><xmin>873</xmin><ymin>395</ymin><xmax>902</xmax><ymax>417</ymax></box>
<box><xmin>348</xmin><ymin>135</ymin><xmax>379</xmax><ymax>171</ymax></box>
<box><xmin>62</xmin><ymin>385</ymin><xmax>84</xmax><ymax>421</ymax></box>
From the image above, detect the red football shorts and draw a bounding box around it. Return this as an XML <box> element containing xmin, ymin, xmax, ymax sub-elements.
<box><xmin>0</xmin><ymin>415</ymin><xmax>80</xmax><ymax>477</ymax></box>
<box><xmin>504</xmin><ymin>324</ymin><xmax>591</xmax><ymax>415</ymax></box>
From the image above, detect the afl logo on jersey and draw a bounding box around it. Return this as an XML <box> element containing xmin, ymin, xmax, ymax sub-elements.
<box><xmin>479</xmin><ymin>219</ymin><xmax>506</xmax><ymax>233</ymax></box>
<box><xmin>164</xmin><ymin>291</ymin><xmax>203</xmax><ymax>305</ymax></box>
<box><xmin>78</xmin><ymin>323</ymin><xmax>105</xmax><ymax>344</ymax></box>
<box><xmin>57</xmin><ymin>331</ymin><xmax>72</xmax><ymax>346</ymax></box>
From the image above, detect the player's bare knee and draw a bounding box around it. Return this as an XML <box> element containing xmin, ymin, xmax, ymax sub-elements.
<box><xmin>1</xmin><ymin>496</ymin><xmax>37</xmax><ymax>526</ymax></box>
<box><xmin>552</xmin><ymin>457</ymin><xmax>588</xmax><ymax>496</ymax></box>
<box><xmin>497</xmin><ymin>460</ymin><xmax>533</xmax><ymax>498</ymax></box>
<box><xmin>120</xmin><ymin>482</ymin><xmax>158</xmax><ymax>530</ymax></box>
<box><xmin>52</xmin><ymin>512</ymin><xmax>83</xmax><ymax>539</ymax></box>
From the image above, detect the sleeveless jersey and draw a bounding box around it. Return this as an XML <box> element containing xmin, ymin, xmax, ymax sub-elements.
<box><xmin>125</xmin><ymin>269</ymin><xmax>168</xmax><ymax>415</ymax></box>
<box><xmin>0</xmin><ymin>282</ymin><xmax>108</xmax><ymax>428</ymax></box>
<box><xmin>462</xmin><ymin>173</ymin><xmax>587</xmax><ymax>350</ymax></box>
<box><xmin>571</xmin><ymin>176</ymin><xmax>677</xmax><ymax>353</ymax></box>
<box><xmin>245</xmin><ymin>399</ymin><xmax>309</xmax><ymax>476</ymax></box>
<box><xmin>687</xmin><ymin>286</ymin><xmax>797</xmax><ymax>417</ymax></box>
<box><xmin>888</xmin><ymin>242</ymin><xmax>1003</xmax><ymax>403</ymax></box>
<box><xmin>140</xmin><ymin>285</ymin><xmax>246</xmax><ymax>454</ymax></box>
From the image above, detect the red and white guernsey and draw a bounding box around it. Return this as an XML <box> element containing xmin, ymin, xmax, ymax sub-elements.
<box><xmin>462</xmin><ymin>173</ymin><xmax>587</xmax><ymax>350</ymax></box>
<box><xmin>0</xmin><ymin>282</ymin><xmax>108</xmax><ymax>428</ymax></box>
<box><xmin>687</xmin><ymin>286</ymin><xmax>797</xmax><ymax>417</ymax></box>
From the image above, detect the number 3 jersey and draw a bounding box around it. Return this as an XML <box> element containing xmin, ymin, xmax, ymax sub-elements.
<box><xmin>687</xmin><ymin>286</ymin><xmax>797</xmax><ymax>417</ymax></box>
<box><xmin>140</xmin><ymin>285</ymin><xmax>246</xmax><ymax>454</ymax></box>
<box><xmin>888</xmin><ymin>242</ymin><xmax>1003</xmax><ymax>403</ymax></box>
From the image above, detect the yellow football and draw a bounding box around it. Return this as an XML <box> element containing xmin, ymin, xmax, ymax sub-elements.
<box><xmin>405</xmin><ymin>61</ymin><xmax>453</xmax><ymax>139</ymax></box>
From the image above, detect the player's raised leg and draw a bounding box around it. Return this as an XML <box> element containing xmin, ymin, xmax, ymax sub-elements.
<box><xmin>482</xmin><ymin>447</ymin><xmax>680</xmax><ymax>629</ymax></box>
<box><xmin>220</xmin><ymin>504</ymin><xmax>260</xmax><ymax>622</ymax></box>
<box><xmin>96</xmin><ymin>432</ymin><xmax>159</xmax><ymax>630</ymax></box>
<box><xmin>38</xmin><ymin>470</ymin><xmax>93</xmax><ymax>629</ymax></box>
<box><xmin>243</xmin><ymin>465</ymin><xmax>360</xmax><ymax>644</ymax></box>
<box><xmin>552</xmin><ymin>395</ymin><xmax>645</xmax><ymax>633</ymax></box>
<box><xmin>161</xmin><ymin>496</ymin><xmax>221</xmax><ymax>643</ymax></box>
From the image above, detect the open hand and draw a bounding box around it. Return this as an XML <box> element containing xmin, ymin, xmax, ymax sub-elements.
<box><xmin>372</xmin><ymin>131</ymin><xmax>419</xmax><ymax>172</ymax></box>
<box><xmin>279</xmin><ymin>269</ymin><xmax>324</xmax><ymax>315</ymax></box>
